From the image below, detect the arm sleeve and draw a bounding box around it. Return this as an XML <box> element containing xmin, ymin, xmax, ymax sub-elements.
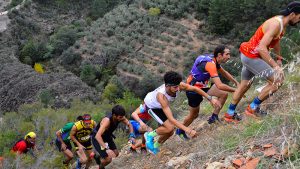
<box><xmin>60</xmin><ymin>123</ymin><xmax>74</xmax><ymax>133</ymax></box>
<box><xmin>205</xmin><ymin>62</ymin><xmax>219</xmax><ymax>78</ymax></box>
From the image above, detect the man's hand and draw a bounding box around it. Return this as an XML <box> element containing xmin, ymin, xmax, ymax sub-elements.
<box><xmin>187</xmin><ymin>129</ymin><xmax>197</xmax><ymax>138</ymax></box>
<box><xmin>61</xmin><ymin>143</ymin><xmax>67</xmax><ymax>151</ymax></box>
<box><xmin>274</xmin><ymin>66</ymin><xmax>284</xmax><ymax>84</ymax></box>
<box><xmin>276</xmin><ymin>60</ymin><xmax>283</xmax><ymax>67</ymax></box>
<box><xmin>139</xmin><ymin>121</ymin><xmax>148</xmax><ymax>131</ymax></box>
<box><xmin>210</xmin><ymin>98</ymin><xmax>221</xmax><ymax>109</ymax></box>
<box><xmin>78</xmin><ymin>144</ymin><xmax>85</xmax><ymax>151</ymax></box>
<box><xmin>128</xmin><ymin>132</ymin><xmax>136</xmax><ymax>144</ymax></box>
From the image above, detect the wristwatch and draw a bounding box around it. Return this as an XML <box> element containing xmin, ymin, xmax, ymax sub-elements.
<box><xmin>207</xmin><ymin>95</ymin><xmax>212</xmax><ymax>101</ymax></box>
<box><xmin>101</xmin><ymin>143</ymin><xmax>109</xmax><ymax>150</ymax></box>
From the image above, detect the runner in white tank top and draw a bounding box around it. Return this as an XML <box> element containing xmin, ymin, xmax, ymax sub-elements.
<box><xmin>132</xmin><ymin>71</ymin><xmax>221</xmax><ymax>155</ymax></box>
<box><xmin>144</xmin><ymin>84</ymin><xmax>179</xmax><ymax>109</ymax></box>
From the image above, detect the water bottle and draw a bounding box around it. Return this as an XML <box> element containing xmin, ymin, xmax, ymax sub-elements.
<box><xmin>139</xmin><ymin>104</ymin><xmax>145</xmax><ymax>113</ymax></box>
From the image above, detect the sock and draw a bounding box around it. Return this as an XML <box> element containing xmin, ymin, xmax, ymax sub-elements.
<box><xmin>250</xmin><ymin>97</ymin><xmax>262</xmax><ymax>110</ymax></box>
<box><xmin>148</xmin><ymin>130</ymin><xmax>157</xmax><ymax>137</ymax></box>
<box><xmin>76</xmin><ymin>158</ymin><xmax>81</xmax><ymax>169</ymax></box>
<box><xmin>212</xmin><ymin>113</ymin><xmax>218</xmax><ymax>117</ymax></box>
<box><xmin>227</xmin><ymin>103</ymin><xmax>237</xmax><ymax>116</ymax></box>
<box><xmin>154</xmin><ymin>141</ymin><xmax>161</xmax><ymax>148</ymax></box>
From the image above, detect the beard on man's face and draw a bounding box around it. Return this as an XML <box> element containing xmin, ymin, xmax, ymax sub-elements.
<box><xmin>289</xmin><ymin>20</ymin><xmax>300</xmax><ymax>26</ymax></box>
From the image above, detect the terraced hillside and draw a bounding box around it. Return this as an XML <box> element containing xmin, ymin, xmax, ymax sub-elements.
<box><xmin>61</xmin><ymin>4</ymin><xmax>233</xmax><ymax>98</ymax></box>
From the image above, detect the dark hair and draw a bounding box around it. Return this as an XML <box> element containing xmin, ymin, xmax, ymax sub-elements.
<box><xmin>164</xmin><ymin>71</ymin><xmax>182</xmax><ymax>86</ymax></box>
<box><xmin>76</xmin><ymin>115</ymin><xmax>83</xmax><ymax>121</ymax></box>
<box><xmin>280</xmin><ymin>1</ymin><xmax>300</xmax><ymax>16</ymax></box>
<box><xmin>112</xmin><ymin>105</ymin><xmax>126</xmax><ymax>116</ymax></box>
<box><xmin>213</xmin><ymin>45</ymin><xmax>227</xmax><ymax>58</ymax></box>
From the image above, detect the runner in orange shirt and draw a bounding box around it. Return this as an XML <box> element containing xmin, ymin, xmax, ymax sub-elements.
<box><xmin>225</xmin><ymin>1</ymin><xmax>300</xmax><ymax>123</ymax></box>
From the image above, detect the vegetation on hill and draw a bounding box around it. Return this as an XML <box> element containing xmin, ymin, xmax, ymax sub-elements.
<box><xmin>0</xmin><ymin>0</ymin><xmax>300</xmax><ymax>168</ymax></box>
<box><xmin>0</xmin><ymin>91</ymin><xmax>142</xmax><ymax>168</ymax></box>
<box><xmin>4</xmin><ymin>0</ymin><xmax>299</xmax><ymax>103</ymax></box>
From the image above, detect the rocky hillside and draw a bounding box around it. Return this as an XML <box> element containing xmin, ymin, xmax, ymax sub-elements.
<box><xmin>0</xmin><ymin>0</ymin><xmax>97</xmax><ymax>113</ymax></box>
<box><xmin>108</xmin><ymin>59</ymin><xmax>300</xmax><ymax>169</ymax></box>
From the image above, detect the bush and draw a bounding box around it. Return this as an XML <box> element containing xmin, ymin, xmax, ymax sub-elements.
<box><xmin>135</xmin><ymin>73</ymin><xmax>162</xmax><ymax>98</ymax></box>
<box><xmin>60</xmin><ymin>48</ymin><xmax>82</xmax><ymax>65</ymax></box>
<box><xmin>102</xmin><ymin>83</ymin><xmax>122</xmax><ymax>102</ymax></box>
<box><xmin>149</xmin><ymin>7</ymin><xmax>161</xmax><ymax>16</ymax></box>
<box><xmin>47</xmin><ymin>25</ymin><xmax>82</xmax><ymax>56</ymax></box>
<box><xmin>20</xmin><ymin>40</ymin><xmax>48</xmax><ymax>65</ymax></box>
<box><xmin>89</xmin><ymin>0</ymin><xmax>120</xmax><ymax>20</ymax></box>
<box><xmin>116</xmin><ymin>91</ymin><xmax>141</xmax><ymax>113</ymax></box>
<box><xmin>80</xmin><ymin>64</ymin><xmax>96</xmax><ymax>86</ymax></box>
<box><xmin>39</xmin><ymin>89</ymin><xmax>54</xmax><ymax>108</ymax></box>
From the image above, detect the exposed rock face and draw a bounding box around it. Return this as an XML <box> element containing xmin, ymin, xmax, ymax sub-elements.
<box><xmin>0</xmin><ymin>2</ymin><xmax>97</xmax><ymax>113</ymax></box>
<box><xmin>0</xmin><ymin>56</ymin><xmax>97</xmax><ymax>113</ymax></box>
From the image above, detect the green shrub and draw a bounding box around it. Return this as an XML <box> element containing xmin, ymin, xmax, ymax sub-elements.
<box><xmin>149</xmin><ymin>7</ymin><xmax>161</xmax><ymax>16</ymax></box>
<box><xmin>47</xmin><ymin>25</ymin><xmax>83</xmax><ymax>56</ymax></box>
<box><xmin>39</xmin><ymin>89</ymin><xmax>54</xmax><ymax>108</ymax></box>
<box><xmin>61</xmin><ymin>48</ymin><xmax>81</xmax><ymax>65</ymax></box>
<box><xmin>20</xmin><ymin>40</ymin><xmax>48</xmax><ymax>65</ymax></box>
<box><xmin>116</xmin><ymin>91</ymin><xmax>141</xmax><ymax>113</ymax></box>
<box><xmin>80</xmin><ymin>64</ymin><xmax>96</xmax><ymax>86</ymax></box>
<box><xmin>102</xmin><ymin>83</ymin><xmax>122</xmax><ymax>102</ymax></box>
<box><xmin>89</xmin><ymin>0</ymin><xmax>120</xmax><ymax>20</ymax></box>
<box><xmin>0</xmin><ymin>131</ymin><xmax>18</xmax><ymax>154</ymax></box>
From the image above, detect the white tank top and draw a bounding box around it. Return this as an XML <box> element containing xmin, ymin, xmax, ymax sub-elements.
<box><xmin>144</xmin><ymin>84</ymin><xmax>178</xmax><ymax>109</ymax></box>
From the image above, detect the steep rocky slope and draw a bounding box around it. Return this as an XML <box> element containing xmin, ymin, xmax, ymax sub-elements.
<box><xmin>0</xmin><ymin>1</ymin><xmax>97</xmax><ymax>113</ymax></box>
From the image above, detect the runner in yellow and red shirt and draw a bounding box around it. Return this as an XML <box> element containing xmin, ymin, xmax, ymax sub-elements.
<box><xmin>11</xmin><ymin>132</ymin><xmax>37</xmax><ymax>154</ymax></box>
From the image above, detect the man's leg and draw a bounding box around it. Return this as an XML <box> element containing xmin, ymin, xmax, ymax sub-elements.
<box><xmin>174</xmin><ymin>92</ymin><xmax>203</xmax><ymax>138</ymax></box>
<box><xmin>156</xmin><ymin>120</ymin><xmax>175</xmax><ymax>144</ymax></box>
<box><xmin>56</xmin><ymin>139</ymin><xmax>73</xmax><ymax>165</ymax></box>
<box><xmin>183</xmin><ymin>106</ymin><xmax>199</xmax><ymax>126</ymax></box>
<box><xmin>224</xmin><ymin>79</ymin><xmax>252</xmax><ymax>122</ymax></box>
<box><xmin>129</xmin><ymin>120</ymin><xmax>141</xmax><ymax>151</ymax></box>
<box><xmin>76</xmin><ymin>148</ymin><xmax>87</xmax><ymax>169</ymax></box>
<box><xmin>62</xmin><ymin>149</ymin><xmax>73</xmax><ymax>165</ymax></box>
<box><xmin>85</xmin><ymin>149</ymin><xmax>93</xmax><ymax>168</ymax></box>
<box><xmin>112</xmin><ymin>149</ymin><xmax>119</xmax><ymax>157</ymax></box>
<box><xmin>245</xmin><ymin>69</ymin><xmax>284</xmax><ymax>116</ymax></box>
<box><xmin>207</xmin><ymin>84</ymin><xmax>228</xmax><ymax>114</ymax></box>
<box><xmin>258</xmin><ymin>74</ymin><xmax>283</xmax><ymax>101</ymax></box>
<box><xmin>182</xmin><ymin>92</ymin><xmax>203</xmax><ymax>127</ymax></box>
<box><xmin>207</xmin><ymin>85</ymin><xmax>228</xmax><ymax>124</ymax></box>
<box><xmin>91</xmin><ymin>136</ymin><xmax>112</xmax><ymax>168</ymax></box>
<box><xmin>242</xmin><ymin>55</ymin><xmax>284</xmax><ymax>116</ymax></box>
<box><xmin>146</xmin><ymin>120</ymin><xmax>174</xmax><ymax>154</ymax></box>
<box><xmin>145</xmin><ymin>109</ymin><xmax>172</xmax><ymax>154</ymax></box>
<box><xmin>225</xmin><ymin>54</ymin><xmax>255</xmax><ymax>122</ymax></box>
<box><xmin>231</xmin><ymin>80</ymin><xmax>252</xmax><ymax>105</ymax></box>
<box><xmin>100</xmin><ymin>156</ymin><xmax>112</xmax><ymax>168</ymax></box>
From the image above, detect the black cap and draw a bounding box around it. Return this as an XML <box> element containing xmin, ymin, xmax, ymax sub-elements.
<box><xmin>280</xmin><ymin>1</ymin><xmax>300</xmax><ymax>16</ymax></box>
